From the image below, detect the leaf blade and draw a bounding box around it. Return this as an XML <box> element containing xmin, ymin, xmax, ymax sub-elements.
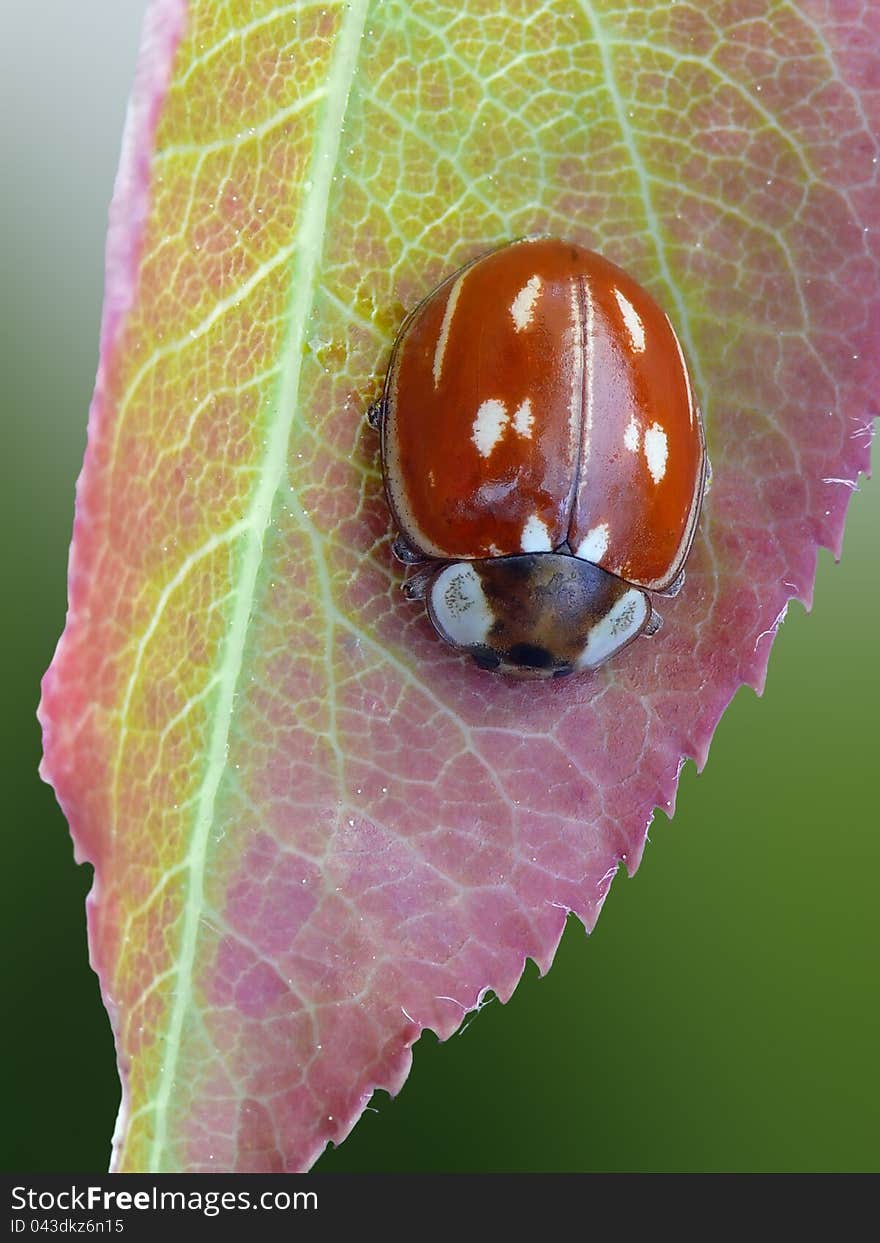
<box><xmin>40</xmin><ymin>0</ymin><xmax>876</xmax><ymax>1172</ymax></box>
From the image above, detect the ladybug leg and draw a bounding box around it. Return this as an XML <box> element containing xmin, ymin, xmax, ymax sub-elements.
<box><xmin>392</xmin><ymin>534</ymin><xmax>427</xmax><ymax>565</ymax></box>
<box><xmin>657</xmin><ymin>569</ymin><xmax>685</xmax><ymax>598</ymax></box>
<box><xmin>366</xmin><ymin>397</ymin><xmax>385</xmax><ymax>430</ymax></box>
<box><xmin>643</xmin><ymin>607</ymin><xmax>663</xmax><ymax>636</ymax></box>
<box><xmin>402</xmin><ymin>563</ymin><xmax>438</xmax><ymax>601</ymax></box>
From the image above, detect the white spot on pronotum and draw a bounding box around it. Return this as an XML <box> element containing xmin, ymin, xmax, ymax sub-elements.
<box><xmin>432</xmin><ymin>274</ymin><xmax>465</xmax><ymax>388</ymax></box>
<box><xmin>644</xmin><ymin>422</ymin><xmax>668</xmax><ymax>483</ymax></box>
<box><xmin>510</xmin><ymin>274</ymin><xmax>542</xmax><ymax>331</ymax></box>
<box><xmin>614</xmin><ymin>288</ymin><xmax>646</xmax><ymax>352</ymax></box>
<box><xmin>472</xmin><ymin>398</ymin><xmax>508</xmax><ymax>457</ymax></box>
<box><xmin>520</xmin><ymin>513</ymin><xmax>553</xmax><ymax>552</ymax></box>
<box><xmin>428</xmin><ymin>563</ymin><xmax>494</xmax><ymax>648</ymax></box>
<box><xmin>623</xmin><ymin>416</ymin><xmax>640</xmax><ymax>452</ymax></box>
<box><xmin>577</xmin><ymin>588</ymin><xmax>650</xmax><ymax>669</ymax></box>
<box><xmin>512</xmin><ymin>397</ymin><xmax>534</xmax><ymax>437</ymax></box>
<box><xmin>575</xmin><ymin>522</ymin><xmax>610</xmax><ymax>562</ymax></box>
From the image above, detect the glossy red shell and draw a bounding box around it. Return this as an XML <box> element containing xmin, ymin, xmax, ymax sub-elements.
<box><xmin>381</xmin><ymin>237</ymin><xmax>706</xmax><ymax>591</ymax></box>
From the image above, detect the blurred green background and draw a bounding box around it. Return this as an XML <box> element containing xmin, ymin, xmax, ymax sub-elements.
<box><xmin>2</xmin><ymin>2</ymin><xmax>876</xmax><ymax>1174</ymax></box>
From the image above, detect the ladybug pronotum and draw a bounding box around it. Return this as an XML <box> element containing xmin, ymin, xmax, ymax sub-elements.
<box><xmin>370</xmin><ymin>237</ymin><xmax>708</xmax><ymax>678</ymax></box>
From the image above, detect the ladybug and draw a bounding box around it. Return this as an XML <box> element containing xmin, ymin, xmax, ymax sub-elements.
<box><xmin>369</xmin><ymin>237</ymin><xmax>708</xmax><ymax>678</ymax></box>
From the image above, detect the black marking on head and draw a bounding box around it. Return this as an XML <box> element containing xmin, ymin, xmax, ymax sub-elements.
<box><xmin>483</xmin><ymin>556</ymin><xmax>533</xmax><ymax>588</ymax></box>
<box><xmin>471</xmin><ymin>646</ymin><xmax>502</xmax><ymax>671</ymax></box>
<box><xmin>507</xmin><ymin>643</ymin><xmax>555</xmax><ymax>669</ymax></box>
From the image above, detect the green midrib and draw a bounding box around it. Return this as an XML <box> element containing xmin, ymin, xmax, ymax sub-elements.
<box><xmin>140</xmin><ymin>0</ymin><xmax>370</xmax><ymax>1172</ymax></box>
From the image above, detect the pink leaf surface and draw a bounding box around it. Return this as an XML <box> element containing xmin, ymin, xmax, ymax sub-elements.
<box><xmin>39</xmin><ymin>0</ymin><xmax>877</xmax><ymax>1172</ymax></box>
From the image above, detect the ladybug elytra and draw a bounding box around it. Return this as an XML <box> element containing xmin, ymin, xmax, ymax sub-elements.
<box><xmin>370</xmin><ymin>237</ymin><xmax>708</xmax><ymax>678</ymax></box>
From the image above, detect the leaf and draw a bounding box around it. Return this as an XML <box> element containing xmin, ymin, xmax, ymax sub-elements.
<box><xmin>39</xmin><ymin>0</ymin><xmax>876</xmax><ymax>1173</ymax></box>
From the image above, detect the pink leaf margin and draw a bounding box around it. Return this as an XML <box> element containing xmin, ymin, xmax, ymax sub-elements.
<box><xmin>39</xmin><ymin>0</ymin><xmax>187</xmax><ymax>868</ymax></box>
